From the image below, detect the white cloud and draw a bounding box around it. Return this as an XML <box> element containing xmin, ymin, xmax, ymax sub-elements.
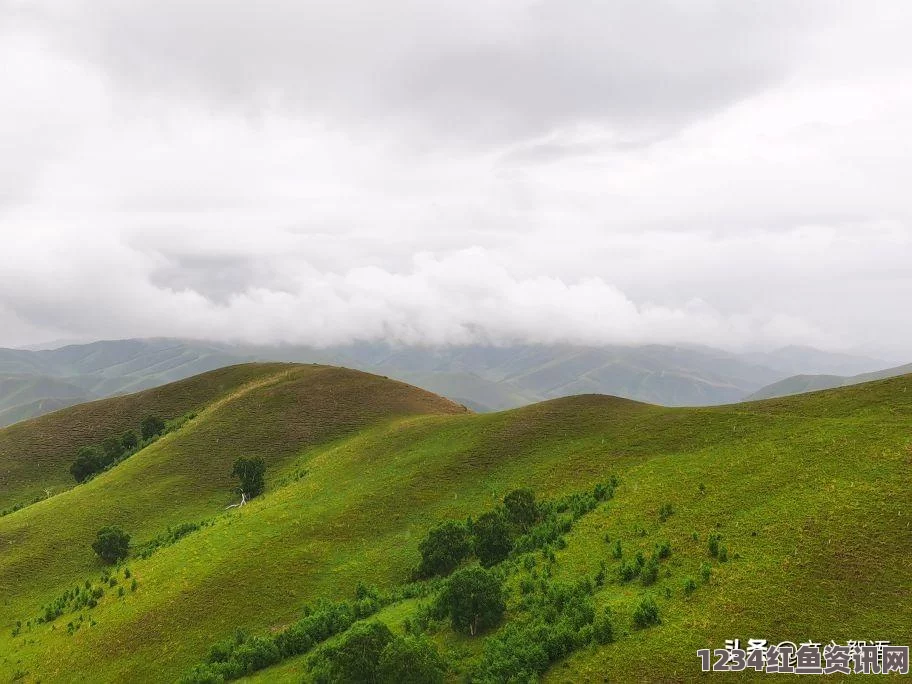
<box><xmin>1</xmin><ymin>1</ymin><xmax>911</xmax><ymax>358</ymax></box>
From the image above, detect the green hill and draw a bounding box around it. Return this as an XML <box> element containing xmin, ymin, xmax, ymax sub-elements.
<box><xmin>747</xmin><ymin>361</ymin><xmax>912</xmax><ymax>401</ymax></box>
<box><xmin>0</xmin><ymin>365</ymin><xmax>909</xmax><ymax>682</ymax></box>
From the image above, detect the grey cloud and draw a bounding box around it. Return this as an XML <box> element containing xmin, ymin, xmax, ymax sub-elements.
<box><xmin>18</xmin><ymin>0</ymin><xmax>818</xmax><ymax>142</ymax></box>
<box><xmin>1</xmin><ymin>1</ymin><xmax>911</xmax><ymax>359</ymax></box>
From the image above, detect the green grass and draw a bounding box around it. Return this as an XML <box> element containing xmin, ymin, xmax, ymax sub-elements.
<box><xmin>0</xmin><ymin>363</ymin><xmax>296</xmax><ymax>511</ymax></box>
<box><xmin>0</xmin><ymin>365</ymin><xmax>909</xmax><ymax>682</ymax></box>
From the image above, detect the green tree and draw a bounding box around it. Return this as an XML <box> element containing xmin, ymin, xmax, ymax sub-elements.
<box><xmin>314</xmin><ymin>621</ymin><xmax>393</xmax><ymax>683</ymax></box>
<box><xmin>121</xmin><ymin>430</ymin><xmax>139</xmax><ymax>451</ymax></box>
<box><xmin>232</xmin><ymin>456</ymin><xmax>266</xmax><ymax>498</ymax></box>
<box><xmin>101</xmin><ymin>436</ymin><xmax>124</xmax><ymax>465</ymax></box>
<box><xmin>437</xmin><ymin>565</ymin><xmax>505</xmax><ymax>636</ymax></box>
<box><xmin>378</xmin><ymin>635</ymin><xmax>446</xmax><ymax>684</ymax></box>
<box><xmin>140</xmin><ymin>415</ymin><xmax>166</xmax><ymax>440</ymax></box>
<box><xmin>92</xmin><ymin>526</ymin><xmax>130</xmax><ymax>564</ymax></box>
<box><xmin>472</xmin><ymin>511</ymin><xmax>512</xmax><ymax>567</ymax></box>
<box><xmin>417</xmin><ymin>520</ymin><xmax>471</xmax><ymax>577</ymax></box>
<box><xmin>70</xmin><ymin>446</ymin><xmax>103</xmax><ymax>483</ymax></box>
<box><xmin>503</xmin><ymin>488</ymin><xmax>538</xmax><ymax>531</ymax></box>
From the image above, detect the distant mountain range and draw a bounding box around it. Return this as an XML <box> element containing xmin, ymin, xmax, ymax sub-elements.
<box><xmin>745</xmin><ymin>361</ymin><xmax>912</xmax><ymax>401</ymax></box>
<box><xmin>0</xmin><ymin>338</ymin><xmax>897</xmax><ymax>426</ymax></box>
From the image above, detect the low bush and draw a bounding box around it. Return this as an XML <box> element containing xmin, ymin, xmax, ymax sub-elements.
<box><xmin>632</xmin><ymin>596</ymin><xmax>661</xmax><ymax>629</ymax></box>
<box><xmin>700</xmin><ymin>562</ymin><xmax>712</xmax><ymax>584</ymax></box>
<box><xmin>592</xmin><ymin>607</ymin><xmax>616</xmax><ymax>644</ymax></box>
<box><xmin>640</xmin><ymin>556</ymin><xmax>660</xmax><ymax>586</ymax></box>
<box><xmin>683</xmin><ymin>577</ymin><xmax>697</xmax><ymax>595</ymax></box>
<box><xmin>708</xmin><ymin>532</ymin><xmax>722</xmax><ymax>558</ymax></box>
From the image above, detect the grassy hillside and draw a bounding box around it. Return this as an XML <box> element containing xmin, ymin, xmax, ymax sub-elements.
<box><xmin>0</xmin><ymin>366</ymin><xmax>909</xmax><ymax>682</ymax></box>
<box><xmin>0</xmin><ymin>363</ymin><xmax>299</xmax><ymax>511</ymax></box>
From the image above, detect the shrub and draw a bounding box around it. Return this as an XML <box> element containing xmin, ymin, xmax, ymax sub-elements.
<box><xmin>417</xmin><ymin>520</ymin><xmax>471</xmax><ymax>578</ymax></box>
<box><xmin>612</xmin><ymin>539</ymin><xmax>623</xmax><ymax>559</ymax></box>
<box><xmin>231</xmin><ymin>456</ymin><xmax>266</xmax><ymax>499</ymax></box>
<box><xmin>274</xmin><ymin>602</ymin><xmax>356</xmax><ymax>658</ymax></box>
<box><xmin>683</xmin><ymin>577</ymin><xmax>697</xmax><ymax>595</ymax></box>
<box><xmin>718</xmin><ymin>545</ymin><xmax>729</xmax><ymax>563</ymax></box>
<box><xmin>311</xmin><ymin>621</ymin><xmax>393</xmax><ymax>684</ymax></box>
<box><xmin>92</xmin><ymin>526</ymin><xmax>130</xmax><ymax>564</ymax></box>
<box><xmin>708</xmin><ymin>532</ymin><xmax>722</xmax><ymax>558</ymax></box>
<box><xmin>594</xmin><ymin>560</ymin><xmax>606</xmax><ymax>588</ymax></box>
<box><xmin>658</xmin><ymin>502</ymin><xmax>674</xmax><ymax>522</ymax></box>
<box><xmin>640</xmin><ymin>557</ymin><xmax>659</xmax><ymax>586</ymax></box>
<box><xmin>618</xmin><ymin>560</ymin><xmax>639</xmax><ymax>582</ymax></box>
<box><xmin>655</xmin><ymin>540</ymin><xmax>671</xmax><ymax>559</ymax></box>
<box><xmin>475</xmin><ymin>619</ymin><xmax>551</xmax><ymax>681</ymax></box>
<box><xmin>700</xmin><ymin>562</ymin><xmax>712</xmax><ymax>584</ymax></box>
<box><xmin>472</xmin><ymin>511</ymin><xmax>512</xmax><ymax>567</ymax></box>
<box><xmin>503</xmin><ymin>488</ymin><xmax>539</xmax><ymax>531</ymax></box>
<box><xmin>437</xmin><ymin>565</ymin><xmax>505</xmax><ymax>636</ymax></box>
<box><xmin>121</xmin><ymin>430</ymin><xmax>139</xmax><ymax>451</ymax></box>
<box><xmin>70</xmin><ymin>447</ymin><xmax>104</xmax><ymax>483</ymax></box>
<box><xmin>101</xmin><ymin>436</ymin><xmax>124</xmax><ymax>464</ymax></box>
<box><xmin>140</xmin><ymin>415</ymin><xmax>166</xmax><ymax>440</ymax></box>
<box><xmin>632</xmin><ymin>596</ymin><xmax>661</xmax><ymax>629</ymax></box>
<box><xmin>592</xmin><ymin>607</ymin><xmax>616</xmax><ymax>644</ymax></box>
<box><xmin>377</xmin><ymin>635</ymin><xmax>447</xmax><ymax>684</ymax></box>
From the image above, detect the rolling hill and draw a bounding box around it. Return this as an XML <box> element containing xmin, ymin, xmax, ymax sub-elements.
<box><xmin>0</xmin><ymin>364</ymin><xmax>909</xmax><ymax>682</ymax></box>
<box><xmin>747</xmin><ymin>361</ymin><xmax>912</xmax><ymax>401</ymax></box>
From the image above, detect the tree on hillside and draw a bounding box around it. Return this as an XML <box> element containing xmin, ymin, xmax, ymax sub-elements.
<box><xmin>232</xmin><ymin>456</ymin><xmax>266</xmax><ymax>500</ymax></box>
<box><xmin>121</xmin><ymin>430</ymin><xmax>139</xmax><ymax>451</ymax></box>
<box><xmin>70</xmin><ymin>446</ymin><xmax>103</xmax><ymax>483</ymax></box>
<box><xmin>140</xmin><ymin>415</ymin><xmax>166</xmax><ymax>440</ymax></box>
<box><xmin>473</xmin><ymin>510</ymin><xmax>513</xmax><ymax>567</ymax></box>
<box><xmin>101</xmin><ymin>436</ymin><xmax>124</xmax><ymax>464</ymax></box>
<box><xmin>313</xmin><ymin>621</ymin><xmax>394</xmax><ymax>683</ymax></box>
<box><xmin>437</xmin><ymin>565</ymin><xmax>505</xmax><ymax>636</ymax></box>
<box><xmin>503</xmin><ymin>488</ymin><xmax>539</xmax><ymax>531</ymax></box>
<box><xmin>417</xmin><ymin>520</ymin><xmax>471</xmax><ymax>577</ymax></box>
<box><xmin>378</xmin><ymin>635</ymin><xmax>447</xmax><ymax>684</ymax></box>
<box><xmin>92</xmin><ymin>526</ymin><xmax>130</xmax><ymax>564</ymax></box>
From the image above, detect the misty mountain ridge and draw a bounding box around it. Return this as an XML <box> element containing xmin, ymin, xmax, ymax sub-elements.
<box><xmin>0</xmin><ymin>338</ymin><xmax>895</xmax><ymax>427</ymax></box>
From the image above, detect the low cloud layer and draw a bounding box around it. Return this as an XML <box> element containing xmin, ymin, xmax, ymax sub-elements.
<box><xmin>1</xmin><ymin>1</ymin><xmax>911</xmax><ymax>358</ymax></box>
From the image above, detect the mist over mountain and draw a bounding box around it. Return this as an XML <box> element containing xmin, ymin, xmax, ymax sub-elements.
<box><xmin>0</xmin><ymin>338</ymin><xmax>893</xmax><ymax>426</ymax></box>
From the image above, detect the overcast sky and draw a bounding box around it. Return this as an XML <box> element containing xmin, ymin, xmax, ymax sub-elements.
<box><xmin>1</xmin><ymin>1</ymin><xmax>910</xmax><ymax>358</ymax></box>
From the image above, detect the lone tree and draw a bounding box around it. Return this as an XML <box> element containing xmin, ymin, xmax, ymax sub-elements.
<box><xmin>503</xmin><ymin>488</ymin><xmax>539</xmax><ymax>531</ymax></box>
<box><xmin>472</xmin><ymin>510</ymin><xmax>513</xmax><ymax>567</ymax></box>
<box><xmin>70</xmin><ymin>446</ymin><xmax>103</xmax><ymax>483</ymax></box>
<box><xmin>437</xmin><ymin>565</ymin><xmax>505</xmax><ymax>636</ymax></box>
<box><xmin>417</xmin><ymin>520</ymin><xmax>471</xmax><ymax>577</ymax></box>
<box><xmin>140</xmin><ymin>415</ymin><xmax>166</xmax><ymax>441</ymax></box>
<box><xmin>92</xmin><ymin>526</ymin><xmax>130</xmax><ymax>564</ymax></box>
<box><xmin>232</xmin><ymin>456</ymin><xmax>266</xmax><ymax>499</ymax></box>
